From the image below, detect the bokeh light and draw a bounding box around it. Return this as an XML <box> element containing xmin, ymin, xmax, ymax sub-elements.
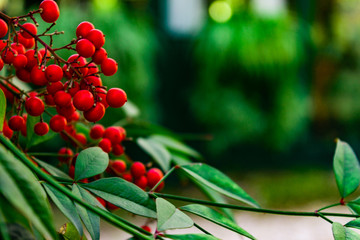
<box><xmin>209</xmin><ymin>1</ymin><xmax>232</xmax><ymax>23</ymax></box>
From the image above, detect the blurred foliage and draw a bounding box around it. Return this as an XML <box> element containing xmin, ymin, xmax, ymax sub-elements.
<box><xmin>192</xmin><ymin>11</ymin><xmax>311</xmax><ymax>154</ymax></box>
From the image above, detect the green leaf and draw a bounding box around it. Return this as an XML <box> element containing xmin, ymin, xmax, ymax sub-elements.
<box><xmin>74</xmin><ymin>147</ymin><xmax>109</xmax><ymax>181</ymax></box>
<box><xmin>43</xmin><ymin>183</ymin><xmax>83</xmax><ymax>237</ymax></box>
<box><xmin>150</xmin><ymin>135</ymin><xmax>201</xmax><ymax>159</ymax></box>
<box><xmin>164</xmin><ymin>234</ymin><xmax>220</xmax><ymax>240</ymax></box>
<box><xmin>333</xmin><ymin>222</ymin><xmax>360</xmax><ymax>240</ymax></box>
<box><xmin>180</xmin><ymin>164</ymin><xmax>259</xmax><ymax>207</ymax></box>
<box><xmin>180</xmin><ymin>204</ymin><xmax>255</xmax><ymax>239</ymax></box>
<box><xmin>171</xmin><ymin>153</ymin><xmax>192</xmax><ymax>166</ymax></box>
<box><xmin>137</xmin><ymin>137</ymin><xmax>171</xmax><ymax>171</ymax></box>
<box><xmin>0</xmin><ymin>223</ymin><xmax>34</xmax><ymax>240</ymax></box>
<box><xmin>26</xmin><ymin>115</ymin><xmax>56</xmax><ymax>149</ymax></box>
<box><xmin>83</xmin><ymin>177</ymin><xmax>156</xmax><ymax>218</ymax></box>
<box><xmin>156</xmin><ymin>198</ymin><xmax>193</xmax><ymax>231</ymax></box>
<box><xmin>333</xmin><ymin>139</ymin><xmax>360</xmax><ymax>198</ymax></box>
<box><xmin>0</xmin><ymin>88</ymin><xmax>5</xmax><ymax>132</ymax></box>
<box><xmin>34</xmin><ymin>158</ymin><xmax>71</xmax><ymax>180</ymax></box>
<box><xmin>72</xmin><ymin>184</ymin><xmax>100</xmax><ymax>240</ymax></box>
<box><xmin>0</xmin><ymin>145</ymin><xmax>56</xmax><ymax>239</ymax></box>
<box><xmin>59</xmin><ymin>222</ymin><xmax>87</xmax><ymax>240</ymax></box>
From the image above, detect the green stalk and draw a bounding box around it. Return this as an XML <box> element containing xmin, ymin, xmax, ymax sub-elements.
<box><xmin>317</xmin><ymin>203</ymin><xmax>341</xmax><ymax>212</ymax></box>
<box><xmin>153</xmin><ymin>193</ymin><xmax>359</xmax><ymax>218</ymax></box>
<box><xmin>0</xmin><ymin>135</ymin><xmax>153</xmax><ymax>240</ymax></box>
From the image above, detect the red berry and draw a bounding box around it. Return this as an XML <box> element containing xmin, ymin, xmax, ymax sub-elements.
<box><xmin>67</xmin><ymin>54</ymin><xmax>88</xmax><ymax>76</ymax></box>
<box><xmin>54</xmin><ymin>90</ymin><xmax>72</xmax><ymax>107</ymax></box>
<box><xmin>1</xmin><ymin>48</ymin><xmax>17</xmax><ymax>64</ymax></box>
<box><xmin>112</xmin><ymin>143</ymin><xmax>124</xmax><ymax>156</ymax></box>
<box><xmin>68</xmin><ymin>111</ymin><xmax>80</xmax><ymax>122</ymax></box>
<box><xmin>141</xmin><ymin>226</ymin><xmax>151</xmax><ymax>233</ymax></box>
<box><xmin>103</xmin><ymin>126</ymin><xmax>122</xmax><ymax>144</ymax></box>
<box><xmin>98</xmin><ymin>138</ymin><xmax>112</xmax><ymax>153</ymax></box>
<box><xmin>45</xmin><ymin>64</ymin><xmax>63</xmax><ymax>82</ymax></box>
<box><xmin>96</xmin><ymin>88</ymin><xmax>108</xmax><ymax>108</ymax></box>
<box><xmin>13</xmin><ymin>54</ymin><xmax>27</xmax><ymax>69</ymax></box>
<box><xmin>96</xmin><ymin>197</ymin><xmax>106</xmax><ymax>208</ymax></box>
<box><xmin>83</xmin><ymin>102</ymin><xmax>105</xmax><ymax>122</ymax></box>
<box><xmin>25</xmin><ymin>49</ymin><xmax>42</xmax><ymax>70</ymax></box>
<box><xmin>44</xmin><ymin>94</ymin><xmax>55</xmax><ymax>106</ymax></box>
<box><xmin>111</xmin><ymin>160</ymin><xmax>126</xmax><ymax>175</ymax></box>
<box><xmin>20</xmin><ymin>23</ymin><xmax>37</xmax><ymax>39</ymax></box>
<box><xmin>80</xmin><ymin>76</ymin><xmax>102</xmax><ymax>90</ymax></box>
<box><xmin>11</xmin><ymin>43</ymin><xmax>25</xmax><ymax>54</ymax></box>
<box><xmin>86</xmin><ymin>62</ymin><xmax>99</xmax><ymax>75</ymax></box>
<box><xmin>73</xmin><ymin>90</ymin><xmax>94</xmax><ymax>111</ymax></box>
<box><xmin>8</xmin><ymin>115</ymin><xmax>25</xmax><ymax>131</ymax></box>
<box><xmin>135</xmin><ymin>175</ymin><xmax>148</xmax><ymax>190</ymax></box>
<box><xmin>49</xmin><ymin>114</ymin><xmax>67</xmax><ymax>132</ymax></box>
<box><xmin>76</xmin><ymin>21</ymin><xmax>94</xmax><ymax>38</ymax></box>
<box><xmin>13</xmin><ymin>33</ymin><xmax>34</xmax><ymax>49</ymax></box>
<box><xmin>92</xmin><ymin>48</ymin><xmax>107</xmax><ymax>64</ymax></box>
<box><xmin>20</xmin><ymin>114</ymin><xmax>27</xmax><ymax>136</ymax></box>
<box><xmin>40</xmin><ymin>0</ymin><xmax>60</xmax><ymax>23</ymax></box>
<box><xmin>106</xmin><ymin>88</ymin><xmax>127</xmax><ymax>108</ymax></box>
<box><xmin>101</xmin><ymin>58</ymin><xmax>118</xmax><ymax>76</ymax></box>
<box><xmin>85</xmin><ymin>29</ymin><xmax>105</xmax><ymax>49</ymax></box>
<box><xmin>0</xmin><ymin>58</ymin><xmax>3</xmax><ymax>71</ymax></box>
<box><xmin>30</xmin><ymin>66</ymin><xmax>48</xmax><ymax>86</ymax></box>
<box><xmin>16</xmin><ymin>68</ymin><xmax>31</xmax><ymax>83</ymax></box>
<box><xmin>2</xmin><ymin>121</ymin><xmax>13</xmax><ymax>139</ymax></box>
<box><xmin>0</xmin><ymin>19</ymin><xmax>8</xmax><ymax>38</ymax></box>
<box><xmin>90</xmin><ymin>124</ymin><xmax>105</xmax><ymax>139</ymax></box>
<box><xmin>74</xmin><ymin>133</ymin><xmax>87</xmax><ymax>146</ymax></box>
<box><xmin>69</xmin><ymin>165</ymin><xmax>75</xmax><ymax>178</ymax></box>
<box><xmin>56</xmin><ymin>104</ymin><xmax>76</xmax><ymax>119</ymax></box>
<box><xmin>76</xmin><ymin>39</ymin><xmax>95</xmax><ymax>58</ymax></box>
<box><xmin>47</xmin><ymin>81</ymin><xmax>64</xmax><ymax>95</ymax></box>
<box><xmin>64</xmin><ymin>81</ymin><xmax>80</xmax><ymax>96</ymax></box>
<box><xmin>34</xmin><ymin>122</ymin><xmax>49</xmax><ymax>136</ymax></box>
<box><xmin>122</xmin><ymin>173</ymin><xmax>133</xmax><ymax>182</ymax></box>
<box><xmin>106</xmin><ymin>201</ymin><xmax>119</xmax><ymax>211</ymax></box>
<box><xmin>25</xmin><ymin>97</ymin><xmax>45</xmax><ymax>116</ymax></box>
<box><xmin>147</xmin><ymin>168</ymin><xmax>164</xmax><ymax>189</ymax></box>
<box><xmin>130</xmin><ymin>162</ymin><xmax>146</xmax><ymax>179</ymax></box>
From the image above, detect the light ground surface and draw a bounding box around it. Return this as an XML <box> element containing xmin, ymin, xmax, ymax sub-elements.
<box><xmin>53</xmin><ymin>202</ymin><xmax>358</xmax><ymax>240</ymax></box>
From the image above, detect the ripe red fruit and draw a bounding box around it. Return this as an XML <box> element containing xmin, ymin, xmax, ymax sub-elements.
<box><xmin>40</xmin><ymin>0</ymin><xmax>60</xmax><ymax>23</ymax></box>
<box><xmin>98</xmin><ymin>138</ymin><xmax>112</xmax><ymax>153</ymax></box>
<box><xmin>85</xmin><ymin>29</ymin><xmax>105</xmax><ymax>49</ymax></box>
<box><xmin>45</xmin><ymin>64</ymin><xmax>63</xmax><ymax>82</ymax></box>
<box><xmin>103</xmin><ymin>126</ymin><xmax>122</xmax><ymax>144</ymax></box>
<box><xmin>68</xmin><ymin>111</ymin><xmax>80</xmax><ymax>122</ymax></box>
<box><xmin>1</xmin><ymin>48</ymin><xmax>17</xmax><ymax>64</ymax></box>
<box><xmin>25</xmin><ymin>49</ymin><xmax>42</xmax><ymax>70</ymax></box>
<box><xmin>0</xmin><ymin>19</ymin><xmax>8</xmax><ymax>38</ymax></box>
<box><xmin>16</xmin><ymin>68</ymin><xmax>31</xmax><ymax>83</ymax></box>
<box><xmin>74</xmin><ymin>133</ymin><xmax>87</xmax><ymax>146</ymax></box>
<box><xmin>106</xmin><ymin>88</ymin><xmax>127</xmax><ymax>108</ymax></box>
<box><xmin>73</xmin><ymin>90</ymin><xmax>94</xmax><ymax>111</ymax></box>
<box><xmin>96</xmin><ymin>197</ymin><xmax>106</xmax><ymax>208</ymax></box>
<box><xmin>30</xmin><ymin>66</ymin><xmax>48</xmax><ymax>86</ymax></box>
<box><xmin>76</xmin><ymin>21</ymin><xmax>94</xmax><ymax>38</ymax></box>
<box><xmin>111</xmin><ymin>160</ymin><xmax>127</xmax><ymax>175</ymax></box>
<box><xmin>69</xmin><ymin>165</ymin><xmax>75</xmax><ymax>178</ymax></box>
<box><xmin>89</xmin><ymin>124</ymin><xmax>104</xmax><ymax>139</ymax></box>
<box><xmin>86</xmin><ymin>62</ymin><xmax>99</xmax><ymax>75</ymax></box>
<box><xmin>96</xmin><ymin>88</ymin><xmax>108</xmax><ymax>108</ymax></box>
<box><xmin>92</xmin><ymin>48</ymin><xmax>107</xmax><ymax>64</ymax></box>
<box><xmin>0</xmin><ymin>58</ymin><xmax>3</xmax><ymax>71</ymax></box>
<box><xmin>112</xmin><ymin>143</ymin><xmax>124</xmax><ymax>156</ymax></box>
<box><xmin>13</xmin><ymin>54</ymin><xmax>28</xmax><ymax>69</ymax></box>
<box><xmin>20</xmin><ymin>23</ymin><xmax>37</xmax><ymax>39</ymax></box>
<box><xmin>135</xmin><ymin>175</ymin><xmax>148</xmax><ymax>190</ymax></box>
<box><xmin>130</xmin><ymin>162</ymin><xmax>146</xmax><ymax>179</ymax></box>
<box><xmin>141</xmin><ymin>226</ymin><xmax>151</xmax><ymax>233</ymax></box>
<box><xmin>67</xmin><ymin>54</ymin><xmax>88</xmax><ymax>76</ymax></box>
<box><xmin>54</xmin><ymin>90</ymin><xmax>72</xmax><ymax>107</ymax></box>
<box><xmin>25</xmin><ymin>97</ymin><xmax>45</xmax><ymax>116</ymax></box>
<box><xmin>49</xmin><ymin>114</ymin><xmax>67</xmax><ymax>132</ymax></box>
<box><xmin>44</xmin><ymin>94</ymin><xmax>55</xmax><ymax>106</ymax></box>
<box><xmin>11</xmin><ymin>43</ymin><xmax>25</xmax><ymax>54</ymax></box>
<box><xmin>2</xmin><ymin>121</ymin><xmax>13</xmax><ymax>139</ymax></box>
<box><xmin>76</xmin><ymin>39</ymin><xmax>95</xmax><ymax>58</ymax></box>
<box><xmin>106</xmin><ymin>201</ymin><xmax>119</xmax><ymax>211</ymax></box>
<box><xmin>64</xmin><ymin>81</ymin><xmax>80</xmax><ymax>96</ymax></box>
<box><xmin>101</xmin><ymin>58</ymin><xmax>118</xmax><ymax>76</ymax></box>
<box><xmin>8</xmin><ymin>115</ymin><xmax>25</xmax><ymax>131</ymax></box>
<box><xmin>122</xmin><ymin>173</ymin><xmax>133</xmax><ymax>182</ymax></box>
<box><xmin>20</xmin><ymin>114</ymin><xmax>27</xmax><ymax>136</ymax></box>
<box><xmin>34</xmin><ymin>122</ymin><xmax>49</xmax><ymax>136</ymax></box>
<box><xmin>13</xmin><ymin>33</ymin><xmax>34</xmax><ymax>49</ymax></box>
<box><xmin>147</xmin><ymin>168</ymin><xmax>164</xmax><ymax>189</ymax></box>
<box><xmin>47</xmin><ymin>81</ymin><xmax>64</xmax><ymax>95</ymax></box>
<box><xmin>83</xmin><ymin>102</ymin><xmax>105</xmax><ymax>122</ymax></box>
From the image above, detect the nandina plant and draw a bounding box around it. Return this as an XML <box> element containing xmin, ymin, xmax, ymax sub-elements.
<box><xmin>1</xmin><ymin>1</ymin><xmax>360</xmax><ymax>240</ymax></box>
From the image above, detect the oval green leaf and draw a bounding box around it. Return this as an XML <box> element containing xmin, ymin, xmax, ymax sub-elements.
<box><xmin>165</xmin><ymin>234</ymin><xmax>220</xmax><ymax>240</ymax></box>
<box><xmin>43</xmin><ymin>183</ymin><xmax>83</xmax><ymax>236</ymax></box>
<box><xmin>332</xmin><ymin>222</ymin><xmax>360</xmax><ymax>240</ymax></box>
<box><xmin>333</xmin><ymin>139</ymin><xmax>360</xmax><ymax>198</ymax></box>
<box><xmin>0</xmin><ymin>144</ymin><xmax>56</xmax><ymax>239</ymax></box>
<box><xmin>137</xmin><ymin>137</ymin><xmax>171</xmax><ymax>171</ymax></box>
<box><xmin>180</xmin><ymin>204</ymin><xmax>255</xmax><ymax>239</ymax></box>
<box><xmin>150</xmin><ymin>135</ymin><xmax>201</xmax><ymax>159</ymax></box>
<box><xmin>83</xmin><ymin>177</ymin><xmax>156</xmax><ymax>218</ymax></box>
<box><xmin>74</xmin><ymin>147</ymin><xmax>109</xmax><ymax>181</ymax></box>
<box><xmin>72</xmin><ymin>184</ymin><xmax>100</xmax><ymax>240</ymax></box>
<box><xmin>156</xmin><ymin>198</ymin><xmax>193</xmax><ymax>231</ymax></box>
<box><xmin>0</xmin><ymin>88</ymin><xmax>5</xmax><ymax>132</ymax></box>
<box><xmin>35</xmin><ymin>158</ymin><xmax>71</xmax><ymax>180</ymax></box>
<box><xmin>180</xmin><ymin>164</ymin><xmax>259</xmax><ymax>208</ymax></box>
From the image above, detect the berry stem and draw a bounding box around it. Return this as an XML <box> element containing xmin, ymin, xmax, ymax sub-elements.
<box><xmin>149</xmin><ymin>166</ymin><xmax>175</xmax><ymax>192</ymax></box>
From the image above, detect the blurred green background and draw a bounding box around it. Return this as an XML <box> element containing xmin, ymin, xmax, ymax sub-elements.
<box><xmin>4</xmin><ymin>0</ymin><xmax>360</xmax><ymax>205</ymax></box>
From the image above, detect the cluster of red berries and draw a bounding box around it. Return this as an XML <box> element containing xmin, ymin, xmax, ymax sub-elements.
<box><xmin>0</xmin><ymin>0</ymin><xmax>127</xmax><ymax>145</ymax></box>
<box><xmin>90</xmin><ymin>124</ymin><xmax>125</xmax><ymax>155</ymax></box>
